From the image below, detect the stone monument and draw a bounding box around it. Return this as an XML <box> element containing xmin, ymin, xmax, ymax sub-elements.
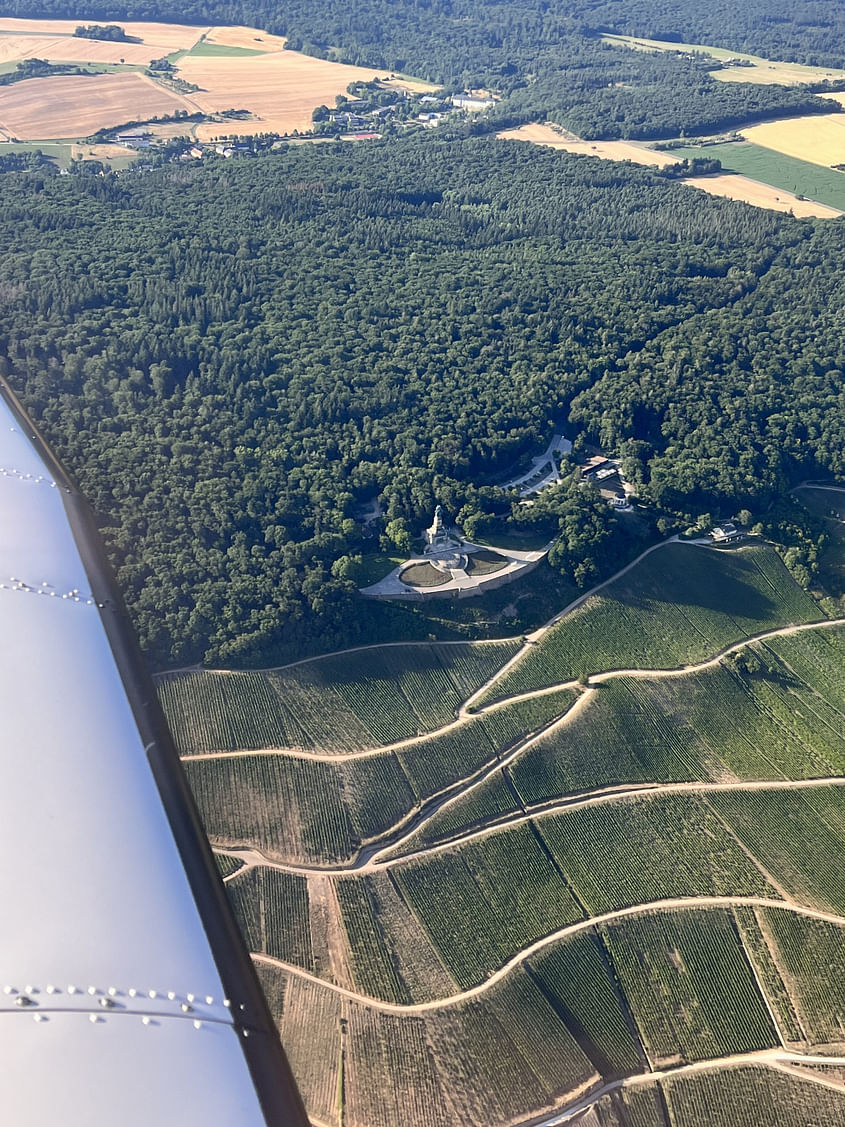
<box><xmin>423</xmin><ymin>505</ymin><xmax>467</xmax><ymax>571</ymax></box>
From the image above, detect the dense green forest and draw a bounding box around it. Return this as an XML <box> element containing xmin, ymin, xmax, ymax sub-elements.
<box><xmin>4</xmin><ymin>0</ymin><xmax>844</xmax><ymax>139</ymax></box>
<box><xmin>0</xmin><ymin>135</ymin><xmax>842</xmax><ymax>666</ymax></box>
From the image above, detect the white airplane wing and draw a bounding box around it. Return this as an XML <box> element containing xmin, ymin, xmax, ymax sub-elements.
<box><xmin>0</xmin><ymin>378</ymin><xmax>308</xmax><ymax>1126</ymax></box>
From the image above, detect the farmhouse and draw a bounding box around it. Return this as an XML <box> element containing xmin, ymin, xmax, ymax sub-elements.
<box><xmin>710</xmin><ymin>522</ymin><xmax>743</xmax><ymax>544</ymax></box>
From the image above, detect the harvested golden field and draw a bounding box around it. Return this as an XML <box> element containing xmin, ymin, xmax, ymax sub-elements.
<box><xmin>0</xmin><ymin>18</ymin><xmax>206</xmax><ymax>51</ymax></box>
<box><xmin>180</xmin><ymin>52</ymin><xmax>387</xmax><ymax>138</ymax></box>
<box><xmin>715</xmin><ymin>61</ymin><xmax>845</xmax><ymax>85</ymax></box>
<box><xmin>0</xmin><ymin>72</ymin><xmax>194</xmax><ymax>139</ymax></box>
<box><xmin>0</xmin><ymin>33</ymin><xmax>160</xmax><ymax>65</ymax></box>
<box><xmin>743</xmin><ymin>114</ymin><xmax>845</xmax><ymax>168</ymax></box>
<box><xmin>602</xmin><ymin>32</ymin><xmax>845</xmax><ymax>86</ymax></box>
<box><xmin>686</xmin><ymin>173</ymin><xmax>843</xmax><ymax>217</ymax></box>
<box><xmin>497</xmin><ymin>123</ymin><xmax>678</xmax><ymax>167</ymax></box>
<box><xmin>0</xmin><ymin>18</ymin><xmax>434</xmax><ymax>140</ymax></box>
<box><xmin>203</xmin><ymin>25</ymin><xmax>288</xmax><ymax>52</ymax></box>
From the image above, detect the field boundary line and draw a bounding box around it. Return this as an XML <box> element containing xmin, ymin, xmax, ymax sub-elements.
<box><xmin>157</xmin><ymin>635</ymin><xmax>521</xmax><ymax>679</ymax></box>
<box><xmin>250</xmin><ymin>896</ymin><xmax>845</xmax><ymax>1013</ymax></box>
<box><xmin>768</xmin><ymin>1060</ymin><xmax>845</xmax><ymax>1097</ymax></box>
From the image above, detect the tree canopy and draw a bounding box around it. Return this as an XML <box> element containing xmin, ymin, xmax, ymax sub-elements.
<box><xmin>0</xmin><ymin>136</ymin><xmax>842</xmax><ymax>666</ymax></box>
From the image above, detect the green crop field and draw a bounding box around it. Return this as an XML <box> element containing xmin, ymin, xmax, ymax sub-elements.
<box><xmin>158</xmin><ymin>639</ymin><xmax>520</xmax><ymax>753</ymax></box>
<box><xmin>396</xmin><ymin>685</ymin><xmax>576</xmax><ymax>799</ymax></box>
<box><xmin>394</xmin><ymin>824</ymin><xmax>583</xmax><ymax>987</ymax></box>
<box><xmin>510</xmin><ymin>675</ymin><xmax>707</xmax><ymax>806</ymax></box>
<box><xmin>185</xmin><ymin>750</ymin><xmax>430</xmax><ymax>864</ymax></box>
<box><xmin>403</xmin><ymin>767</ymin><xmax>520</xmax><ymax>849</ymax></box>
<box><xmin>709</xmin><ymin>786</ymin><xmax>845</xmax><ymax>913</ymax></box>
<box><xmin>619</xmin><ymin>1086</ymin><xmax>668</xmax><ymax>1127</ymax></box>
<box><xmin>413</xmin><ymin>973</ymin><xmax>594</xmax><ymax>1127</ymax></box>
<box><xmin>175</xmin><ymin>539</ymin><xmax>843</xmax><ymax>1126</ymax></box>
<box><xmin>537</xmin><ymin>794</ymin><xmax>778</xmax><ymax>913</ymax></box>
<box><xmin>663</xmin><ymin>1064</ymin><xmax>845</xmax><ymax>1125</ymax></box>
<box><xmin>672</xmin><ymin>142</ymin><xmax>845</xmax><ymax>212</ymax></box>
<box><xmin>529</xmin><ymin>931</ymin><xmax>645</xmax><ymax>1077</ymax></box>
<box><xmin>603</xmin><ymin>909</ymin><xmax>778</xmax><ymax>1066</ymax></box>
<box><xmin>342</xmin><ymin>871</ymin><xmax>458</xmax><ymax>1002</ymax></box>
<box><xmin>479</xmin><ymin>543</ymin><xmax>822</xmax><ymax>704</ymax></box>
<box><xmin>187</xmin><ymin>40</ymin><xmax>267</xmax><ymax>56</ymax></box>
<box><xmin>510</xmin><ymin>646</ymin><xmax>845</xmax><ymax>807</ymax></box>
<box><xmin>335</xmin><ymin>878</ymin><xmax>412</xmax><ymax>1003</ymax></box>
<box><xmin>759</xmin><ymin>909</ymin><xmax>845</xmax><ymax>1046</ymax></box>
<box><xmin>764</xmin><ymin>624</ymin><xmax>845</xmax><ymax>714</ymax></box>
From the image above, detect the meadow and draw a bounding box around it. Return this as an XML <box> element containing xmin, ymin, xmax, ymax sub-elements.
<box><xmin>673</xmin><ymin>142</ymin><xmax>845</xmax><ymax>212</ymax></box>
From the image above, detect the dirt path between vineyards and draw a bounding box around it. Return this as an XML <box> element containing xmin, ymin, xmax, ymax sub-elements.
<box><xmin>250</xmin><ymin>895</ymin><xmax>845</xmax><ymax>1014</ymax></box>
<box><xmin>180</xmin><ymin>614</ymin><xmax>845</xmax><ymax>764</ymax></box>
<box><xmin>214</xmin><ymin>772</ymin><xmax>845</xmax><ymax>876</ymax></box>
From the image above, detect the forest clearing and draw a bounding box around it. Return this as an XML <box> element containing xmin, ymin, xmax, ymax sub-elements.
<box><xmin>498</xmin><ymin>124</ymin><xmax>844</xmax><ymax>216</ymax></box>
<box><xmin>601</xmin><ymin>32</ymin><xmax>845</xmax><ymax>86</ymax></box>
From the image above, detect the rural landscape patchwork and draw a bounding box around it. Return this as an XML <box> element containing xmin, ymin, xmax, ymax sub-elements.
<box><xmin>4</xmin><ymin>0</ymin><xmax>845</xmax><ymax>1123</ymax></box>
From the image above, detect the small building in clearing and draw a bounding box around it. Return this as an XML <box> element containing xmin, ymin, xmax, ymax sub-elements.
<box><xmin>710</xmin><ymin>522</ymin><xmax>743</xmax><ymax>544</ymax></box>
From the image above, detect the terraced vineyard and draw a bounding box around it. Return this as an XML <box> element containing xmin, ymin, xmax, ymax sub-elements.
<box><xmin>176</xmin><ymin>536</ymin><xmax>845</xmax><ymax>1127</ymax></box>
<box><xmin>185</xmin><ymin>686</ymin><xmax>577</xmax><ymax>865</ymax></box>
<box><xmin>478</xmin><ymin>543</ymin><xmax>824</xmax><ymax>704</ymax></box>
<box><xmin>158</xmin><ymin>639</ymin><xmax>520</xmax><ymax>753</ymax></box>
